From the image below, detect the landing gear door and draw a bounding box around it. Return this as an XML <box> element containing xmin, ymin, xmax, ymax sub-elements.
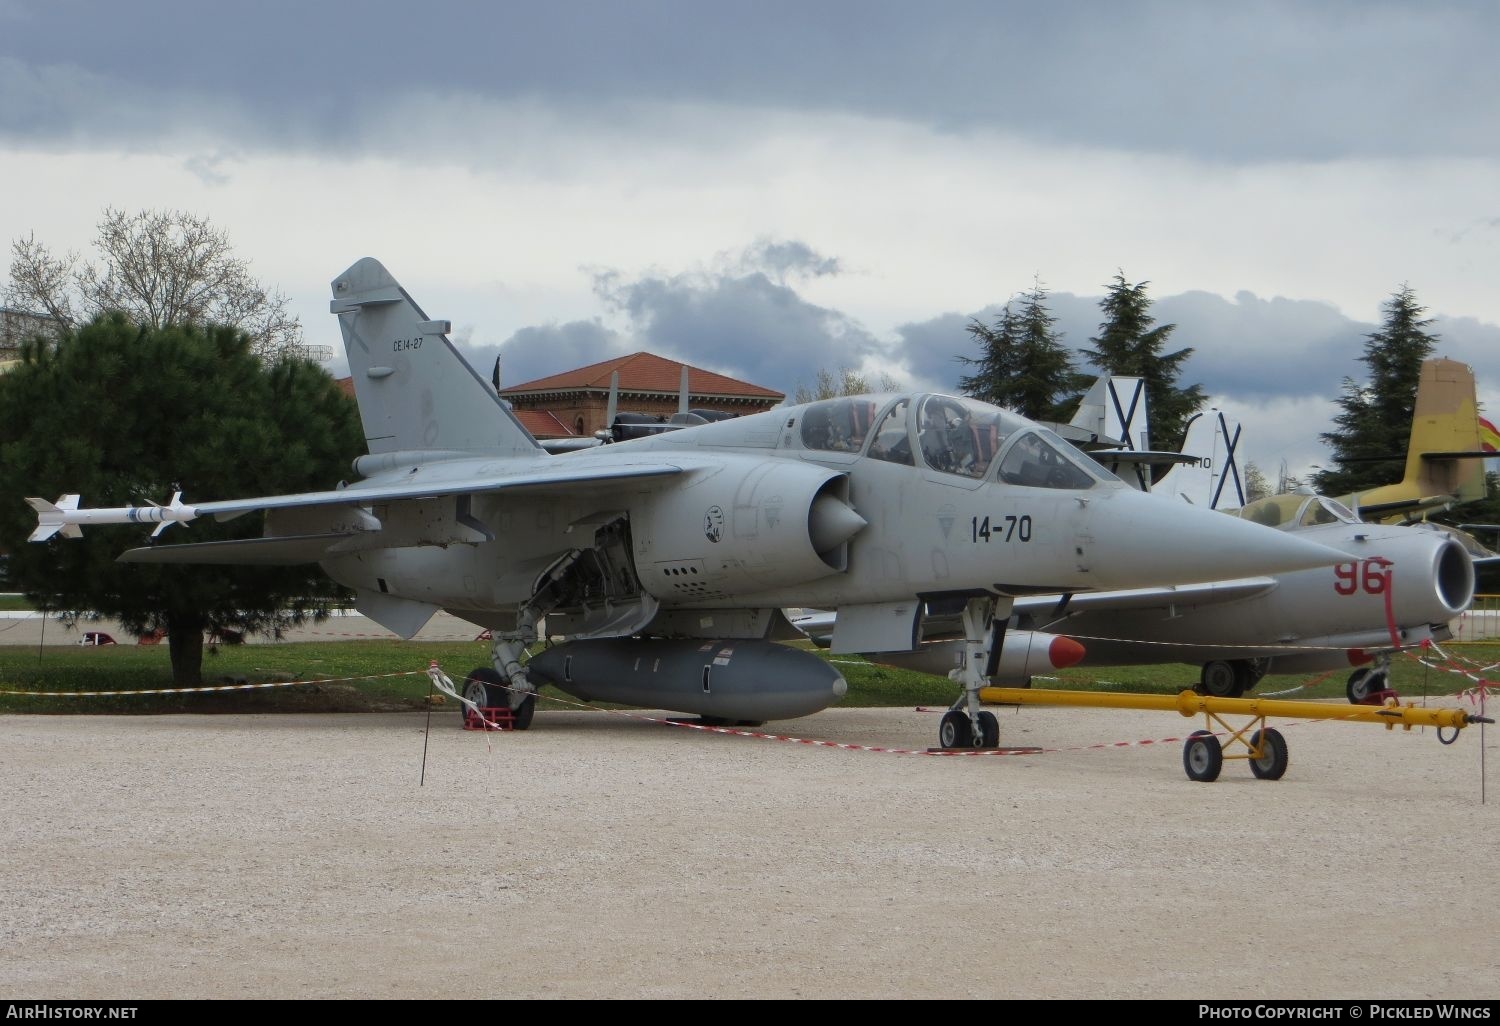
<box><xmin>829</xmin><ymin>601</ymin><xmax>921</xmax><ymax>655</ymax></box>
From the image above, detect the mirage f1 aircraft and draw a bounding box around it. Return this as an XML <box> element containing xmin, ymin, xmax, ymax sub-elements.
<box><xmin>26</xmin><ymin>258</ymin><xmax>1351</xmax><ymax>749</ymax></box>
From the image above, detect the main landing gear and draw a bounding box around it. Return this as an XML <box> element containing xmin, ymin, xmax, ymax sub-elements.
<box><xmin>1196</xmin><ymin>658</ymin><xmax>1267</xmax><ymax>698</ymax></box>
<box><xmin>462</xmin><ymin>628</ymin><xmax>541</xmax><ymax>730</ymax></box>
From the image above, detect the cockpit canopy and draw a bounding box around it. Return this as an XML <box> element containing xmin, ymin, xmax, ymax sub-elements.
<box><xmin>798</xmin><ymin>393</ymin><xmax>1113</xmax><ymax>489</ymax></box>
<box><xmin>1236</xmin><ymin>492</ymin><xmax>1361</xmax><ymax>530</ymax></box>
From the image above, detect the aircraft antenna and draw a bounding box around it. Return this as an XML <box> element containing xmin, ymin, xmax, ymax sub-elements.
<box><xmin>605</xmin><ymin>371</ymin><xmax>619</xmax><ymax>427</ymax></box>
<box><xmin>294</xmin><ymin>343</ymin><xmax>333</xmax><ymax>362</ymax></box>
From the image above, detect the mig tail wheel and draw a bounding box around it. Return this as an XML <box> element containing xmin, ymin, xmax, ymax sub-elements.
<box><xmin>1347</xmin><ymin>667</ymin><xmax>1387</xmax><ymax>704</ymax></box>
<box><xmin>1183</xmin><ymin>729</ymin><xmax>1223</xmax><ymax>782</ymax></box>
<box><xmin>1248</xmin><ymin>727</ymin><xmax>1289</xmax><ymax>780</ymax></box>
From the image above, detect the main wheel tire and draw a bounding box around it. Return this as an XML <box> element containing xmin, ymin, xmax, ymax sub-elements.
<box><xmin>1183</xmin><ymin>729</ymin><xmax>1223</xmax><ymax>782</ymax></box>
<box><xmin>939</xmin><ymin>710</ymin><xmax>973</xmax><ymax>749</ymax></box>
<box><xmin>1347</xmin><ymin>667</ymin><xmax>1386</xmax><ymax>704</ymax></box>
<box><xmin>1248</xmin><ymin>727</ymin><xmax>1289</xmax><ymax>780</ymax></box>
<box><xmin>977</xmin><ymin>711</ymin><xmax>999</xmax><ymax>748</ymax></box>
<box><xmin>512</xmin><ymin>692</ymin><xmax>537</xmax><ymax>730</ymax></box>
<box><xmin>1199</xmin><ymin>661</ymin><xmax>1242</xmax><ymax>698</ymax></box>
<box><xmin>463</xmin><ymin>667</ymin><xmax>506</xmax><ymax>710</ymax></box>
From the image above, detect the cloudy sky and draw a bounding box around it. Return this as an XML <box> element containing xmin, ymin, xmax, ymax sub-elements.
<box><xmin>3</xmin><ymin>0</ymin><xmax>1497</xmax><ymax>481</ymax></box>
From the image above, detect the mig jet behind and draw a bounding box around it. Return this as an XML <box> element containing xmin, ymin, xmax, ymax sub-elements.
<box><xmin>1006</xmin><ymin>368</ymin><xmax>1487</xmax><ymax>702</ymax></box>
<box><xmin>27</xmin><ymin>258</ymin><xmax>1351</xmax><ymax>749</ymax></box>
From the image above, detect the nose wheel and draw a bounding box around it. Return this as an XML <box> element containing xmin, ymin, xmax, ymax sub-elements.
<box><xmin>939</xmin><ymin>709</ymin><xmax>999</xmax><ymax>749</ymax></box>
<box><xmin>937</xmin><ymin>596</ymin><xmax>1013</xmax><ymax>750</ymax></box>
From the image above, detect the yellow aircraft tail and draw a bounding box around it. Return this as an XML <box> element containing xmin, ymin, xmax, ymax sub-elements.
<box><xmin>1344</xmin><ymin>357</ymin><xmax>1490</xmax><ymax>520</ymax></box>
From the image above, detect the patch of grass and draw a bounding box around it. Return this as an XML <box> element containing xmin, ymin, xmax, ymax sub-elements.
<box><xmin>0</xmin><ymin>639</ymin><xmax>495</xmax><ymax>714</ymax></box>
<box><xmin>1</xmin><ymin>637</ymin><xmax>1493</xmax><ymax>715</ymax></box>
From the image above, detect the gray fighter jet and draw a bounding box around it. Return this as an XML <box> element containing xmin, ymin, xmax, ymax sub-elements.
<box><xmin>27</xmin><ymin>258</ymin><xmax>1350</xmax><ymax>749</ymax></box>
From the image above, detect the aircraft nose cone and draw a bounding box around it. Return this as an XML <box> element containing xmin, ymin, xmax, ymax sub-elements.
<box><xmin>1047</xmin><ymin>635</ymin><xmax>1086</xmax><ymax>669</ymax></box>
<box><xmin>1087</xmin><ymin>489</ymin><xmax>1349</xmax><ymax>588</ymax></box>
<box><xmin>809</xmin><ymin>493</ymin><xmax>868</xmax><ymax>554</ymax></box>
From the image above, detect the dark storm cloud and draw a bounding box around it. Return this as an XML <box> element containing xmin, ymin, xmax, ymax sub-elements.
<box><xmin>463</xmin><ymin>319</ymin><xmax>628</xmax><ymax>391</ymax></box>
<box><xmin>1151</xmin><ymin>293</ymin><xmax>1500</xmax><ymax>403</ymax></box>
<box><xmin>3</xmin><ymin>2</ymin><xmax>1498</xmax><ymax>162</ymax></box>
<box><xmin>896</xmin><ymin>292</ymin><xmax>1117</xmax><ymax>394</ymax></box>
<box><xmin>1149</xmin><ymin>292</ymin><xmax>1366</xmax><ymax>398</ymax></box>
<box><xmin>894</xmin><ymin>287</ymin><xmax>1500</xmax><ymax>405</ymax></box>
<box><xmin>592</xmin><ymin>260</ymin><xmax>880</xmax><ymax>398</ymax></box>
<box><xmin>734</xmin><ymin>239</ymin><xmax>842</xmax><ymax>283</ymax></box>
<box><xmin>894</xmin><ymin>312</ymin><xmax>980</xmax><ymax>394</ymax></box>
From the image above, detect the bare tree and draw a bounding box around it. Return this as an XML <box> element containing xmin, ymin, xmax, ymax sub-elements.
<box><xmin>1243</xmin><ymin>461</ymin><xmax>1272</xmax><ymax>502</ymax></box>
<box><xmin>793</xmin><ymin>365</ymin><xmax>901</xmax><ymax>404</ymax></box>
<box><xmin>6</xmin><ymin>207</ymin><xmax>305</xmax><ymax>360</ymax></box>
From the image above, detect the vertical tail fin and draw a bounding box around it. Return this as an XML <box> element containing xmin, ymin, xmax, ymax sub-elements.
<box><xmin>1402</xmin><ymin>357</ymin><xmax>1487</xmax><ymax>503</ymax></box>
<box><xmin>1339</xmin><ymin>358</ymin><xmax>1489</xmax><ymax>520</ymax></box>
<box><xmin>1153</xmin><ymin>410</ymin><xmax>1245</xmax><ymax>509</ymax></box>
<box><xmin>329</xmin><ymin>258</ymin><xmax>542</xmax><ymax>459</ymax></box>
<box><xmin>1068</xmin><ymin>375</ymin><xmax>1149</xmax><ymax>449</ymax></box>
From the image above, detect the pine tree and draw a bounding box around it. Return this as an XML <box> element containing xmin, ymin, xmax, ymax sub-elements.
<box><xmin>0</xmin><ymin>314</ymin><xmax>364</xmax><ymax>684</ymax></box>
<box><xmin>1080</xmin><ymin>272</ymin><xmax>1206</xmax><ymax>451</ymax></box>
<box><xmin>957</xmin><ymin>280</ymin><xmax>1087</xmax><ymax>422</ymax></box>
<box><xmin>1313</xmin><ymin>285</ymin><xmax>1437</xmax><ymax>496</ymax></box>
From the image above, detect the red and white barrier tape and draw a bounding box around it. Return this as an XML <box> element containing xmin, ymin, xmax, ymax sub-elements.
<box><xmin>426</xmin><ymin>665</ymin><xmax>1374</xmax><ymax>760</ymax></box>
<box><xmin>1402</xmin><ymin>643</ymin><xmax>1495</xmax><ymax>707</ymax></box>
<box><xmin>0</xmin><ymin>668</ymin><xmax>429</xmax><ymax>698</ymax></box>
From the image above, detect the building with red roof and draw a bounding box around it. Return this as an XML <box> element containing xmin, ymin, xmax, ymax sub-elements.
<box><xmin>336</xmin><ymin>351</ymin><xmax>783</xmax><ymax>440</ymax></box>
<box><xmin>499</xmin><ymin>351</ymin><xmax>784</xmax><ymax>438</ymax></box>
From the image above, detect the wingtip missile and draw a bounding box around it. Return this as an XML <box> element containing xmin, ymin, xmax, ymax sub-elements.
<box><xmin>26</xmin><ymin>495</ymin><xmax>83</xmax><ymax>541</ymax></box>
<box><xmin>25</xmin><ymin>492</ymin><xmax>201</xmax><ymax>541</ymax></box>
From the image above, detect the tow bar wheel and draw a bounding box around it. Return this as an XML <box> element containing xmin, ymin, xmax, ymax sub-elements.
<box><xmin>1249</xmin><ymin>727</ymin><xmax>1290</xmax><ymax>780</ymax></box>
<box><xmin>1183</xmin><ymin>729</ymin><xmax>1223</xmax><ymax>782</ymax></box>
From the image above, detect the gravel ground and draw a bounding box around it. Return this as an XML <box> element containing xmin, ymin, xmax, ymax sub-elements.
<box><xmin>1</xmin><ymin>700</ymin><xmax>1497</xmax><ymax>1001</ymax></box>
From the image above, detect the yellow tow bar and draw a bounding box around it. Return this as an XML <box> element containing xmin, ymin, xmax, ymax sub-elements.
<box><xmin>977</xmin><ymin>687</ymin><xmax>1492</xmax><ymax>782</ymax></box>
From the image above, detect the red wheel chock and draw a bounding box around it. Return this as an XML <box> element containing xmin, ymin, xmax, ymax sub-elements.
<box><xmin>463</xmin><ymin>706</ymin><xmax>515</xmax><ymax>731</ymax></box>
